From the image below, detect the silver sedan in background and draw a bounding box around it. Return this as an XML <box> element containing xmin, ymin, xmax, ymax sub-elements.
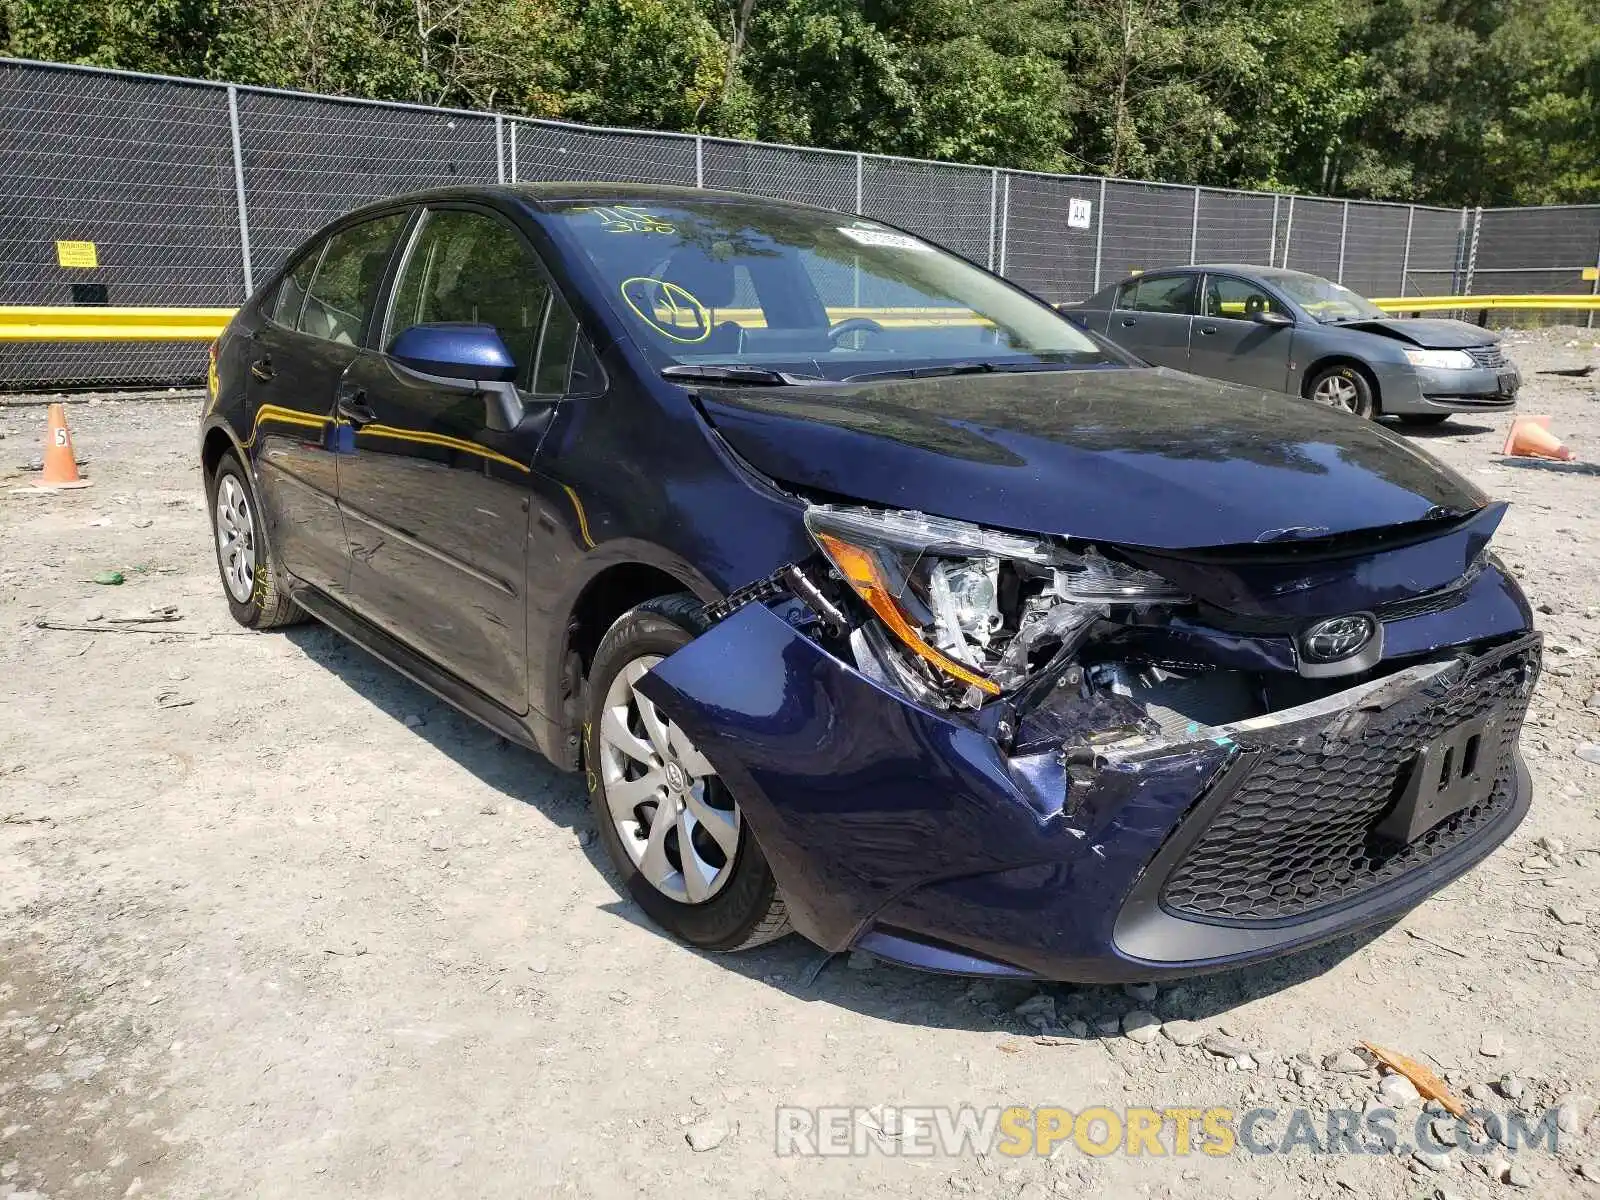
<box><xmin>1062</xmin><ymin>265</ymin><xmax>1520</xmax><ymax>425</ymax></box>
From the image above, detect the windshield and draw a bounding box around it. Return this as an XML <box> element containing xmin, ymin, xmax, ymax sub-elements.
<box><xmin>1271</xmin><ymin>273</ymin><xmax>1385</xmax><ymax>322</ymax></box>
<box><xmin>547</xmin><ymin>201</ymin><xmax>1117</xmax><ymax>378</ymax></box>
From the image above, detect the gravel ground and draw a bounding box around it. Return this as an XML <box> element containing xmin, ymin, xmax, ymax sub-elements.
<box><xmin>3</xmin><ymin>328</ymin><xmax>1600</xmax><ymax>1200</ymax></box>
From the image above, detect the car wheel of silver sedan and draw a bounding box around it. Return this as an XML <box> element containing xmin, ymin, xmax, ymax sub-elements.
<box><xmin>585</xmin><ymin>593</ymin><xmax>790</xmax><ymax>951</ymax></box>
<box><xmin>1307</xmin><ymin>364</ymin><xmax>1376</xmax><ymax>419</ymax></box>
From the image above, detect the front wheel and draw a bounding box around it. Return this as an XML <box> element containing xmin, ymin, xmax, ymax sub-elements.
<box><xmin>585</xmin><ymin>594</ymin><xmax>791</xmax><ymax>952</ymax></box>
<box><xmin>1307</xmin><ymin>364</ymin><xmax>1376</xmax><ymax>419</ymax></box>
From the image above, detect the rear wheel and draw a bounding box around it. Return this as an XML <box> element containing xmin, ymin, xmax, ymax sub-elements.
<box><xmin>209</xmin><ymin>455</ymin><xmax>302</xmax><ymax>629</ymax></box>
<box><xmin>1397</xmin><ymin>413</ymin><xmax>1450</xmax><ymax>427</ymax></box>
<box><xmin>1308</xmin><ymin>364</ymin><xmax>1376</xmax><ymax>419</ymax></box>
<box><xmin>585</xmin><ymin>594</ymin><xmax>790</xmax><ymax>951</ymax></box>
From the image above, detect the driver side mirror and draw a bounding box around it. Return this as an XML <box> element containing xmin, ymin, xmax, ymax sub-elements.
<box><xmin>1251</xmin><ymin>309</ymin><xmax>1294</xmax><ymax>328</ymax></box>
<box><xmin>388</xmin><ymin>322</ymin><xmax>523</xmax><ymax>431</ymax></box>
<box><xmin>390</xmin><ymin>322</ymin><xmax>517</xmax><ymax>382</ymax></box>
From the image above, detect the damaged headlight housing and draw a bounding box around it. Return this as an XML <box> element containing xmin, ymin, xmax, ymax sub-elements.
<box><xmin>803</xmin><ymin>504</ymin><xmax>1188</xmax><ymax>703</ymax></box>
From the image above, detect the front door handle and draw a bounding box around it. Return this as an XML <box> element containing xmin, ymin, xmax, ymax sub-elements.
<box><xmin>250</xmin><ymin>357</ymin><xmax>274</xmax><ymax>382</ymax></box>
<box><xmin>1120</xmin><ymin>317</ymin><xmax>1138</xmax><ymax>327</ymax></box>
<box><xmin>1198</xmin><ymin>325</ymin><xmax>1217</xmax><ymax>335</ymax></box>
<box><xmin>336</xmin><ymin>387</ymin><xmax>376</xmax><ymax>427</ymax></box>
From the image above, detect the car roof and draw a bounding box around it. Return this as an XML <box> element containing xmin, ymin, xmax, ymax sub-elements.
<box><xmin>334</xmin><ymin>182</ymin><xmax>836</xmax><ymax>221</ymax></box>
<box><xmin>1131</xmin><ymin>263</ymin><xmax>1327</xmax><ymax>284</ymax></box>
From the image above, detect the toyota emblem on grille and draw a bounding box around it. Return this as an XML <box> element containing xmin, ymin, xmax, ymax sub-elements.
<box><xmin>1300</xmin><ymin>614</ymin><xmax>1378</xmax><ymax>663</ymax></box>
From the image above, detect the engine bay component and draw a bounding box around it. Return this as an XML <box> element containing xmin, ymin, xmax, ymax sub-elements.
<box><xmin>804</xmin><ymin>503</ymin><xmax>1192</xmax><ymax>705</ymax></box>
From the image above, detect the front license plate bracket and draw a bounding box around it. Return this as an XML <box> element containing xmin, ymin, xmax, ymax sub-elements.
<box><xmin>1374</xmin><ymin>713</ymin><xmax>1500</xmax><ymax>845</ymax></box>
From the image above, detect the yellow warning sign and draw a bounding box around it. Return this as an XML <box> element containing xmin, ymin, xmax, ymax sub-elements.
<box><xmin>1583</xmin><ymin>266</ymin><xmax>1599</xmax><ymax>282</ymax></box>
<box><xmin>56</xmin><ymin>240</ymin><xmax>98</xmax><ymax>269</ymax></box>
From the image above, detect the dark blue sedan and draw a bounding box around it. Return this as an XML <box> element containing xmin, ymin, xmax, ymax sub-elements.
<box><xmin>199</xmin><ymin>185</ymin><xmax>1538</xmax><ymax>981</ymax></box>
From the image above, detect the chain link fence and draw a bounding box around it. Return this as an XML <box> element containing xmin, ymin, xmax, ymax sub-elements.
<box><xmin>1</xmin><ymin>56</ymin><xmax>1595</xmax><ymax>390</ymax></box>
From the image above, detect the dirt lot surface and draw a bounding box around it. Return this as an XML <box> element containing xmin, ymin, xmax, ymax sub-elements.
<box><xmin>4</xmin><ymin>329</ymin><xmax>1600</xmax><ymax>1200</ymax></box>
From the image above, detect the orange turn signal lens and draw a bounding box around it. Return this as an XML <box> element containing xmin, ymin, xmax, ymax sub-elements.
<box><xmin>815</xmin><ymin>532</ymin><xmax>1001</xmax><ymax>696</ymax></box>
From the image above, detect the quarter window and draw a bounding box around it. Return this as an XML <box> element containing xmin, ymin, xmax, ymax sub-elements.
<box><xmin>298</xmin><ymin>213</ymin><xmax>408</xmax><ymax>345</ymax></box>
<box><xmin>534</xmin><ymin>295</ymin><xmax>580</xmax><ymax>395</ymax></box>
<box><xmin>271</xmin><ymin>250</ymin><xmax>320</xmax><ymax>329</ymax></box>
<box><xmin>387</xmin><ymin>209</ymin><xmax>551</xmax><ymax>389</ymax></box>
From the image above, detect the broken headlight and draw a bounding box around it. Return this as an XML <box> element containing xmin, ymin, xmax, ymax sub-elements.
<box><xmin>803</xmin><ymin>504</ymin><xmax>1188</xmax><ymax>703</ymax></box>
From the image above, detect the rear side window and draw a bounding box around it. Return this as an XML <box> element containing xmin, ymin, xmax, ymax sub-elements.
<box><xmin>299</xmin><ymin>212</ymin><xmax>408</xmax><ymax>345</ymax></box>
<box><xmin>387</xmin><ymin>209</ymin><xmax>551</xmax><ymax>388</ymax></box>
<box><xmin>1120</xmin><ymin>275</ymin><xmax>1197</xmax><ymax>315</ymax></box>
<box><xmin>271</xmin><ymin>251</ymin><xmax>319</xmax><ymax>328</ymax></box>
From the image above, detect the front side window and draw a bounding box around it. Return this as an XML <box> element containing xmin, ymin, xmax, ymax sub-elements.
<box><xmin>1125</xmin><ymin>275</ymin><xmax>1197</xmax><ymax>315</ymax></box>
<box><xmin>388</xmin><ymin>209</ymin><xmax>552</xmax><ymax>388</ymax></box>
<box><xmin>1203</xmin><ymin>276</ymin><xmax>1287</xmax><ymax>320</ymax></box>
<box><xmin>546</xmin><ymin>201</ymin><xmax>1116</xmax><ymax>379</ymax></box>
<box><xmin>299</xmin><ymin>212</ymin><xmax>408</xmax><ymax>345</ymax></box>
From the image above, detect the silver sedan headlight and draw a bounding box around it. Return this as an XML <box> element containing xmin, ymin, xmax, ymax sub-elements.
<box><xmin>1403</xmin><ymin>348</ymin><xmax>1476</xmax><ymax>370</ymax></box>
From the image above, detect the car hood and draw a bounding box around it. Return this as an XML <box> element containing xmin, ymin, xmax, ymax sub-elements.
<box><xmin>696</xmin><ymin>367</ymin><xmax>1487</xmax><ymax>550</ymax></box>
<box><xmin>1336</xmin><ymin>318</ymin><xmax>1500</xmax><ymax>349</ymax></box>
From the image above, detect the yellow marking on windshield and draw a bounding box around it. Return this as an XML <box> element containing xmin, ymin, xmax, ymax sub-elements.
<box><xmin>620</xmin><ymin>277</ymin><xmax>712</xmax><ymax>343</ymax></box>
<box><xmin>580</xmin><ymin>205</ymin><xmax>677</xmax><ymax>234</ymax></box>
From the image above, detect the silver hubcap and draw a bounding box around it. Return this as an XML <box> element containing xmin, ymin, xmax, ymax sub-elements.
<box><xmin>214</xmin><ymin>474</ymin><xmax>257</xmax><ymax>604</ymax></box>
<box><xmin>598</xmin><ymin>655</ymin><xmax>740</xmax><ymax>904</ymax></box>
<box><xmin>1315</xmin><ymin>374</ymin><xmax>1361</xmax><ymax>413</ymax></box>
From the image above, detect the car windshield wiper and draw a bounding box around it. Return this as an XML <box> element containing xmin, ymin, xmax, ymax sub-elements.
<box><xmin>660</xmin><ymin>364</ymin><xmax>820</xmax><ymax>386</ymax></box>
<box><xmin>843</xmin><ymin>355</ymin><xmax>1086</xmax><ymax>384</ymax></box>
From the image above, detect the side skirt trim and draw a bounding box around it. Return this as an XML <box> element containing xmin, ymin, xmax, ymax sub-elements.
<box><xmin>291</xmin><ymin>583</ymin><xmax>544</xmax><ymax>754</ymax></box>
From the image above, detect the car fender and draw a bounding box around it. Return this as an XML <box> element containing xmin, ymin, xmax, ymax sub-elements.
<box><xmin>634</xmin><ymin>601</ymin><xmax>1235</xmax><ymax>954</ymax></box>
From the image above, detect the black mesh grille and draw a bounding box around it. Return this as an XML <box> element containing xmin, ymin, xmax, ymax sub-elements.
<box><xmin>1160</xmin><ymin>647</ymin><xmax>1537</xmax><ymax>923</ymax></box>
<box><xmin>1467</xmin><ymin>345</ymin><xmax>1509</xmax><ymax>369</ymax></box>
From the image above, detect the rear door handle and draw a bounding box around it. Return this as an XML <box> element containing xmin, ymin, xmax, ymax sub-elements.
<box><xmin>1120</xmin><ymin>318</ymin><xmax>1137</xmax><ymax>327</ymax></box>
<box><xmin>336</xmin><ymin>386</ymin><xmax>375</xmax><ymax>427</ymax></box>
<box><xmin>250</xmin><ymin>357</ymin><xmax>274</xmax><ymax>381</ymax></box>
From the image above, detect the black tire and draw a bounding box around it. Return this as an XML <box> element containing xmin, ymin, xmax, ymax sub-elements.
<box><xmin>585</xmin><ymin>593</ymin><xmax>791</xmax><ymax>952</ymax></box>
<box><xmin>1397</xmin><ymin>413</ymin><xmax>1450</xmax><ymax>427</ymax></box>
<box><xmin>208</xmin><ymin>454</ymin><xmax>303</xmax><ymax>630</ymax></box>
<box><xmin>1306</xmin><ymin>363</ymin><xmax>1377</xmax><ymax>419</ymax></box>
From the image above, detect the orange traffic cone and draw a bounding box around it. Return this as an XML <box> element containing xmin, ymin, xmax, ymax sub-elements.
<box><xmin>1501</xmin><ymin>414</ymin><xmax>1575</xmax><ymax>462</ymax></box>
<box><xmin>35</xmin><ymin>402</ymin><xmax>91</xmax><ymax>489</ymax></box>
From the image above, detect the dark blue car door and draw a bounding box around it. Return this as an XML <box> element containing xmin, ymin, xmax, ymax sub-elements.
<box><xmin>246</xmin><ymin>210</ymin><xmax>409</xmax><ymax>597</ymax></box>
<box><xmin>335</xmin><ymin>204</ymin><xmax>571</xmax><ymax>712</ymax></box>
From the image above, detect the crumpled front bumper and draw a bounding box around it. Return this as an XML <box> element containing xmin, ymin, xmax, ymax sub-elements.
<box><xmin>637</xmin><ymin>603</ymin><xmax>1538</xmax><ymax>982</ymax></box>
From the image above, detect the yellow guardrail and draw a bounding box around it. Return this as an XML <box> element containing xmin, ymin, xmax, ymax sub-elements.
<box><xmin>0</xmin><ymin>294</ymin><xmax>1595</xmax><ymax>342</ymax></box>
<box><xmin>1370</xmin><ymin>294</ymin><xmax>1600</xmax><ymax>313</ymax></box>
<box><xmin>0</xmin><ymin>305</ymin><xmax>235</xmax><ymax>341</ymax></box>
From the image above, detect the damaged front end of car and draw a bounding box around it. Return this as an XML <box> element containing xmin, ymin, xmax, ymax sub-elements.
<box><xmin>636</xmin><ymin>500</ymin><xmax>1540</xmax><ymax>982</ymax></box>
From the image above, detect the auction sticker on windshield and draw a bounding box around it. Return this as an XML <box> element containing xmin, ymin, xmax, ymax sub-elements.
<box><xmin>838</xmin><ymin>225</ymin><xmax>933</xmax><ymax>252</ymax></box>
